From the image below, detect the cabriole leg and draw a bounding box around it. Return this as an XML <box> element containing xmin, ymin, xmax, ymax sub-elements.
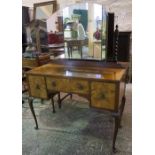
<box><xmin>70</xmin><ymin>93</ymin><xmax>72</xmax><ymax>99</ymax></box>
<box><xmin>58</xmin><ymin>92</ymin><xmax>61</xmax><ymax>109</ymax></box>
<box><xmin>112</xmin><ymin>115</ymin><xmax>120</xmax><ymax>153</ymax></box>
<box><xmin>28</xmin><ymin>98</ymin><xmax>38</xmax><ymax>129</ymax></box>
<box><xmin>119</xmin><ymin>96</ymin><xmax>126</xmax><ymax>128</ymax></box>
<box><xmin>51</xmin><ymin>97</ymin><xmax>56</xmax><ymax>113</ymax></box>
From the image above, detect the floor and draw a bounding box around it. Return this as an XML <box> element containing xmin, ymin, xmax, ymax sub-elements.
<box><xmin>22</xmin><ymin>84</ymin><xmax>132</xmax><ymax>155</ymax></box>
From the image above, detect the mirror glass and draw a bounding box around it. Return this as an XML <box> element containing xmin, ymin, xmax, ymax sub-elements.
<box><xmin>34</xmin><ymin>1</ymin><xmax>56</xmax><ymax>20</ymax></box>
<box><xmin>34</xmin><ymin>2</ymin><xmax>108</xmax><ymax>61</ymax></box>
<box><xmin>36</xmin><ymin>5</ymin><xmax>54</xmax><ymax>20</ymax></box>
<box><xmin>61</xmin><ymin>3</ymin><xmax>108</xmax><ymax>60</ymax></box>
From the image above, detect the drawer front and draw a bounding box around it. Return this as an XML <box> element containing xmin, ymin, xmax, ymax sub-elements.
<box><xmin>69</xmin><ymin>79</ymin><xmax>89</xmax><ymax>94</ymax></box>
<box><xmin>28</xmin><ymin>75</ymin><xmax>48</xmax><ymax>99</ymax></box>
<box><xmin>46</xmin><ymin>77</ymin><xmax>69</xmax><ymax>92</ymax></box>
<box><xmin>91</xmin><ymin>82</ymin><xmax>116</xmax><ymax>110</ymax></box>
<box><xmin>46</xmin><ymin>77</ymin><xmax>89</xmax><ymax>94</ymax></box>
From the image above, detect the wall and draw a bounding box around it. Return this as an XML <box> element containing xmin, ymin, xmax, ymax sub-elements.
<box><xmin>22</xmin><ymin>0</ymin><xmax>132</xmax><ymax>31</ymax></box>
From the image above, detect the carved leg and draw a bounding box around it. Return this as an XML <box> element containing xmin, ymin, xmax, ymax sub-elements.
<box><xmin>51</xmin><ymin>97</ymin><xmax>56</xmax><ymax>113</ymax></box>
<box><xmin>28</xmin><ymin>98</ymin><xmax>38</xmax><ymax>129</ymax></box>
<box><xmin>112</xmin><ymin>116</ymin><xmax>120</xmax><ymax>153</ymax></box>
<box><xmin>70</xmin><ymin>93</ymin><xmax>72</xmax><ymax>99</ymax></box>
<box><xmin>58</xmin><ymin>92</ymin><xmax>61</xmax><ymax>109</ymax></box>
<box><xmin>119</xmin><ymin>96</ymin><xmax>126</xmax><ymax>128</ymax></box>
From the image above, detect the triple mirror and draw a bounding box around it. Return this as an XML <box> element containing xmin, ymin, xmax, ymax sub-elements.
<box><xmin>34</xmin><ymin>1</ymin><xmax>109</xmax><ymax>61</ymax></box>
<box><xmin>62</xmin><ymin>3</ymin><xmax>107</xmax><ymax>60</ymax></box>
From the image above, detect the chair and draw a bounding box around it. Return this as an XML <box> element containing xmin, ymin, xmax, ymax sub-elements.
<box><xmin>22</xmin><ymin>57</ymin><xmax>60</xmax><ymax>113</ymax></box>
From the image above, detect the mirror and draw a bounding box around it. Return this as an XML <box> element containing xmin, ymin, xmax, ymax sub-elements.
<box><xmin>62</xmin><ymin>3</ymin><xmax>108</xmax><ymax>60</ymax></box>
<box><xmin>30</xmin><ymin>1</ymin><xmax>57</xmax><ymax>52</ymax></box>
<box><xmin>33</xmin><ymin>1</ymin><xmax>57</xmax><ymax>20</ymax></box>
<box><xmin>32</xmin><ymin>1</ymin><xmax>111</xmax><ymax>61</ymax></box>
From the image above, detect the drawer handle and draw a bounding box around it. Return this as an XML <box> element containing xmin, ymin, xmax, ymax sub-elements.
<box><xmin>35</xmin><ymin>84</ymin><xmax>40</xmax><ymax>90</ymax></box>
<box><xmin>51</xmin><ymin>81</ymin><xmax>56</xmax><ymax>87</ymax></box>
<box><xmin>98</xmin><ymin>92</ymin><xmax>106</xmax><ymax>100</ymax></box>
<box><xmin>76</xmin><ymin>83</ymin><xmax>84</xmax><ymax>90</ymax></box>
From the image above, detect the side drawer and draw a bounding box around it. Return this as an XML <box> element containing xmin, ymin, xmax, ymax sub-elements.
<box><xmin>69</xmin><ymin>79</ymin><xmax>89</xmax><ymax>94</ymax></box>
<box><xmin>27</xmin><ymin>75</ymin><xmax>48</xmax><ymax>99</ymax></box>
<box><xmin>46</xmin><ymin>77</ymin><xmax>69</xmax><ymax>92</ymax></box>
<box><xmin>91</xmin><ymin>82</ymin><xmax>116</xmax><ymax>110</ymax></box>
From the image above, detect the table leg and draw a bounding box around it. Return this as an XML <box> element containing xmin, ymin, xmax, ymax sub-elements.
<box><xmin>28</xmin><ymin>98</ymin><xmax>38</xmax><ymax>129</ymax></box>
<box><xmin>112</xmin><ymin>95</ymin><xmax>126</xmax><ymax>152</ymax></box>
<box><xmin>51</xmin><ymin>97</ymin><xmax>56</xmax><ymax>113</ymax></box>
<box><xmin>112</xmin><ymin>115</ymin><xmax>120</xmax><ymax>153</ymax></box>
<box><xmin>119</xmin><ymin>96</ymin><xmax>126</xmax><ymax>128</ymax></box>
<box><xmin>58</xmin><ymin>92</ymin><xmax>61</xmax><ymax>109</ymax></box>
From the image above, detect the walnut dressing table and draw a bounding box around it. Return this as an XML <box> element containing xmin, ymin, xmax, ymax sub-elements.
<box><xmin>26</xmin><ymin>60</ymin><xmax>128</xmax><ymax>153</ymax></box>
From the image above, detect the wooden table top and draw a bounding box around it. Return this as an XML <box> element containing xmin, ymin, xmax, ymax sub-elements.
<box><xmin>26</xmin><ymin>63</ymin><xmax>126</xmax><ymax>82</ymax></box>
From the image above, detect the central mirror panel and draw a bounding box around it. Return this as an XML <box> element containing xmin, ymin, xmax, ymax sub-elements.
<box><xmin>62</xmin><ymin>3</ymin><xmax>108</xmax><ymax>60</ymax></box>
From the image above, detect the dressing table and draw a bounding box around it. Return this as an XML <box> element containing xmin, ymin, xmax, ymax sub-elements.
<box><xmin>25</xmin><ymin>1</ymin><xmax>128</xmax><ymax>153</ymax></box>
<box><xmin>26</xmin><ymin>59</ymin><xmax>128</xmax><ymax>153</ymax></box>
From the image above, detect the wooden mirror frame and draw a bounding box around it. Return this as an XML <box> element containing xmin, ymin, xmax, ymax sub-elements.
<box><xmin>32</xmin><ymin>1</ymin><xmax>57</xmax><ymax>52</ymax></box>
<box><xmin>33</xmin><ymin>1</ymin><xmax>57</xmax><ymax>20</ymax></box>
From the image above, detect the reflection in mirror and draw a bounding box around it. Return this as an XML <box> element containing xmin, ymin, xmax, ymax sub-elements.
<box><xmin>30</xmin><ymin>1</ymin><xmax>57</xmax><ymax>52</ymax></box>
<box><xmin>34</xmin><ymin>1</ymin><xmax>56</xmax><ymax>20</ymax></box>
<box><xmin>62</xmin><ymin>3</ymin><xmax>108</xmax><ymax>60</ymax></box>
<box><xmin>35</xmin><ymin>4</ymin><xmax>54</xmax><ymax>20</ymax></box>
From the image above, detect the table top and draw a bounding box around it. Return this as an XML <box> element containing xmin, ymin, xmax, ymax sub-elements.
<box><xmin>26</xmin><ymin>63</ymin><xmax>126</xmax><ymax>82</ymax></box>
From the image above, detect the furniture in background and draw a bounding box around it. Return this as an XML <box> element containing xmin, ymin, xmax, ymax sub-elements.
<box><xmin>93</xmin><ymin>40</ymin><xmax>101</xmax><ymax>58</ymax></box>
<box><xmin>117</xmin><ymin>31</ymin><xmax>132</xmax><ymax>82</ymax></box>
<box><xmin>22</xmin><ymin>53</ymin><xmax>51</xmax><ymax>104</ymax></box>
<box><xmin>25</xmin><ymin>59</ymin><xmax>128</xmax><ymax>152</ymax></box>
<box><xmin>47</xmin><ymin>43</ymin><xmax>64</xmax><ymax>57</ymax></box>
<box><xmin>22</xmin><ymin>6</ymin><xmax>30</xmax><ymax>53</ymax></box>
<box><xmin>22</xmin><ymin>54</ymin><xmax>62</xmax><ymax>114</ymax></box>
<box><xmin>32</xmin><ymin>1</ymin><xmax>57</xmax><ymax>52</ymax></box>
<box><xmin>65</xmin><ymin>38</ymin><xmax>88</xmax><ymax>58</ymax></box>
<box><xmin>106</xmin><ymin>13</ymin><xmax>114</xmax><ymax>61</ymax></box>
<box><xmin>117</xmin><ymin>31</ymin><xmax>132</xmax><ymax>62</ymax></box>
<box><xmin>55</xmin><ymin>16</ymin><xmax>63</xmax><ymax>32</ymax></box>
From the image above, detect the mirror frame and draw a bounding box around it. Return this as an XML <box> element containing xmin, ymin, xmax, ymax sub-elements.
<box><xmin>32</xmin><ymin>1</ymin><xmax>57</xmax><ymax>52</ymax></box>
<box><xmin>33</xmin><ymin>1</ymin><xmax>57</xmax><ymax>20</ymax></box>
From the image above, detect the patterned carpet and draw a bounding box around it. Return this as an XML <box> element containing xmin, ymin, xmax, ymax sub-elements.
<box><xmin>22</xmin><ymin>84</ymin><xmax>132</xmax><ymax>155</ymax></box>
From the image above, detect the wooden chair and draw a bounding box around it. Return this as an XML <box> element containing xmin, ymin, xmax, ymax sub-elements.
<box><xmin>22</xmin><ymin>57</ymin><xmax>60</xmax><ymax>113</ymax></box>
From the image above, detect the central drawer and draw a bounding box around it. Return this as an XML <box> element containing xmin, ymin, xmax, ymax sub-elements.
<box><xmin>46</xmin><ymin>77</ymin><xmax>89</xmax><ymax>94</ymax></box>
<box><xmin>69</xmin><ymin>79</ymin><xmax>89</xmax><ymax>94</ymax></box>
<box><xmin>46</xmin><ymin>77</ymin><xmax>69</xmax><ymax>92</ymax></box>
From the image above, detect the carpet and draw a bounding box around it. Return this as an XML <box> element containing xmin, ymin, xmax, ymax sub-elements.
<box><xmin>22</xmin><ymin>84</ymin><xmax>132</xmax><ymax>155</ymax></box>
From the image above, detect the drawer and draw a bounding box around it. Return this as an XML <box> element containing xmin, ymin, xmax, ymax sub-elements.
<box><xmin>28</xmin><ymin>75</ymin><xmax>48</xmax><ymax>99</ymax></box>
<box><xmin>46</xmin><ymin>77</ymin><xmax>69</xmax><ymax>92</ymax></box>
<box><xmin>69</xmin><ymin>79</ymin><xmax>89</xmax><ymax>94</ymax></box>
<box><xmin>91</xmin><ymin>82</ymin><xmax>116</xmax><ymax>110</ymax></box>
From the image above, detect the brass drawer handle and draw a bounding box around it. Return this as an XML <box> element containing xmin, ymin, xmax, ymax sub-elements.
<box><xmin>51</xmin><ymin>81</ymin><xmax>56</xmax><ymax>87</ymax></box>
